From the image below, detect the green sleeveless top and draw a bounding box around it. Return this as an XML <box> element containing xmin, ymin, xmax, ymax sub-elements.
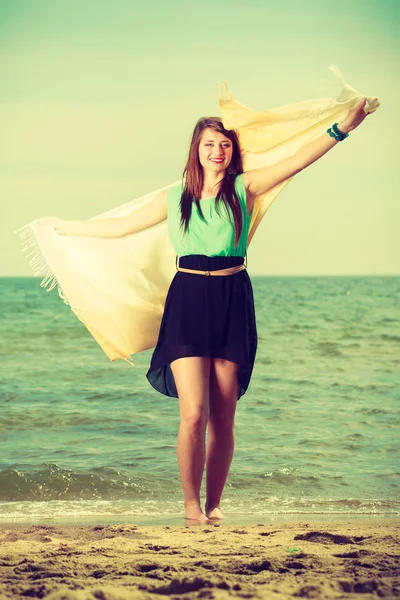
<box><xmin>167</xmin><ymin>174</ymin><xmax>252</xmax><ymax>258</ymax></box>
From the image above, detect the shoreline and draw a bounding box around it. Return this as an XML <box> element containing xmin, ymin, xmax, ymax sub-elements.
<box><xmin>0</xmin><ymin>511</ymin><xmax>398</xmax><ymax>528</ymax></box>
<box><xmin>1</xmin><ymin>518</ymin><xmax>398</xmax><ymax>599</ymax></box>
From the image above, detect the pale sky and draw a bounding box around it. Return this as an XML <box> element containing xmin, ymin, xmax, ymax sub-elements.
<box><xmin>1</xmin><ymin>0</ymin><xmax>398</xmax><ymax>276</ymax></box>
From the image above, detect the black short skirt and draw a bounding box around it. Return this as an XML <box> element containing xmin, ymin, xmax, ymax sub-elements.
<box><xmin>145</xmin><ymin>254</ymin><xmax>258</xmax><ymax>401</ymax></box>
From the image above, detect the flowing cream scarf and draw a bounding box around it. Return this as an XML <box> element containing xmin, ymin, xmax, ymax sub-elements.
<box><xmin>15</xmin><ymin>65</ymin><xmax>379</xmax><ymax>366</ymax></box>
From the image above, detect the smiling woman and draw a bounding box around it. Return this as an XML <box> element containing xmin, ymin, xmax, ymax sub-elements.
<box><xmin>144</xmin><ymin>115</ymin><xmax>257</xmax><ymax>522</ymax></box>
<box><xmin>16</xmin><ymin>64</ymin><xmax>379</xmax><ymax>524</ymax></box>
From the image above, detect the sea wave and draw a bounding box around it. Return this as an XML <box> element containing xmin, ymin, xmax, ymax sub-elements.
<box><xmin>0</xmin><ymin>497</ymin><xmax>398</xmax><ymax>523</ymax></box>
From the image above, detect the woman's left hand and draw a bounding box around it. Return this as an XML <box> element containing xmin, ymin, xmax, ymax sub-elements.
<box><xmin>343</xmin><ymin>98</ymin><xmax>372</xmax><ymax>132</ymax></box>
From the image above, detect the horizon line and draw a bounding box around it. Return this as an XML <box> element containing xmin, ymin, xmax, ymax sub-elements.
<box><xmin>1</xmin><ymin>273</ymin><xmax>399</xmax><ymax>279</ymax></box>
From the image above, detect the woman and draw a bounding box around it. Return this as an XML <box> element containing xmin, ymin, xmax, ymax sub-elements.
<box><xmin>38</xmin><ymin>98</ymin><xmax>371</xmax><ymax>522</ymax></box>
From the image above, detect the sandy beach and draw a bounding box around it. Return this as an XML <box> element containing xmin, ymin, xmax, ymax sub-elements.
<box><xmin>0</xmin><ymin>518</ymin><xmax>398</xmax><ymax>599</ymax></box>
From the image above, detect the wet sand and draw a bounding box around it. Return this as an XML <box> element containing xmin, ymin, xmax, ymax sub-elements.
<box><xmin>0</xmin><ymin>518</ymin><xmax>399</xmax><ymax>599</ymax></box>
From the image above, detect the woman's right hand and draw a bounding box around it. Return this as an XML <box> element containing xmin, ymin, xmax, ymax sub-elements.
<box><xmin>36</xmin><ymin>216</ymin><xmax>65</xmax><ymax>232</ymax></box>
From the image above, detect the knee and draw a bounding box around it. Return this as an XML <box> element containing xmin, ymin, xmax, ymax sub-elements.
<box><xmin>209</xmin><ymin>413</ymin><xmax>235</xmax><ymax>434</ymax></box>
<box><xmin>181</xmin><ymin>410</ymin><xmax>208</xmax><ymax>438</ymax></box>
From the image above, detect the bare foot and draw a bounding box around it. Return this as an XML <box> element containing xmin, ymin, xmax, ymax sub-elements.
<box><xmin>184</xmin><ymin>501</ymin><xmax>210</xmax><ymax>523</ymax></box>
<box><xmin>205</xmin><ymin>504</ymin><xmax>224</xmax><ymax>520</ymax></box>
<box><xmin>184</xmin><ymin>515</ymin><xmax>210</xmax><ymax>526</ymax></box>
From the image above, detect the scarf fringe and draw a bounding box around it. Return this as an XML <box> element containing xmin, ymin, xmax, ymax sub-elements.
<box><xmin>216</xmin><ymin>81</ymin><xmax>232</xmax><ymax>102</ymax></box>
<box><xmin>328</xmin><ymin>64</ymin><xmax>357</xmax><ymax>95</ymax></box>
<box><xmin>14</xmin><ymin>224</ymin><xmax>64</xmax><ymax>296</ymax></box>
<box><xmin>121</xmin><ymin>356</ymin><xmax>136</xmax><ymax>367</ymax></box>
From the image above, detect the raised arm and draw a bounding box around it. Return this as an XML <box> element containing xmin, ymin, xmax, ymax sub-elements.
<box><xmin>242</xmin><ymin>98</ymin><xmax>372</xmax><ymax>211</ymax></box>
<box><xmin>37</xmin><ymin>188</ymin><xmax>168</xmax><ymax>237</ymax></box>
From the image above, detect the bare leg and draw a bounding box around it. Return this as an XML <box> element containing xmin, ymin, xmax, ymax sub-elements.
<box><xmin>205</xmin><ymin>358</ymin><xmax>240</xmax><ymax>519</ymax></box>
<box><xmin>170</xmin><ymin>356</ymin><xmax>211</xmax><ymax>522</ymax></box>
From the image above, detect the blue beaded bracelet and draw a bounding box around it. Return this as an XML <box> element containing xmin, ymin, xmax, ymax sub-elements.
<box><xmin>327</xmin><ymin>122</ymin><xmax>349</xmax><ymax>141</ymax></box>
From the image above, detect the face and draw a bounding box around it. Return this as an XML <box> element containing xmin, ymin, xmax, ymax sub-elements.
<box><xmin>198</xmin><ymin>128</ymin><xmax>233</xmax><ymax>174</ymax></box>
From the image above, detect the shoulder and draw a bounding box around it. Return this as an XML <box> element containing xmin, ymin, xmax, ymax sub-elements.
<box><xmin>234</xmin><ymin>173</ymin><xmax>253</xmax><ymax>216</ymax></box>
<box><xmin>168</xmin><ymin>180</ymin><xmax>184</xmax><ymax>202</ymax></box>
<box><xmin>240</xmin><ymin>171</ymin><xmax>252</xmax><ymax>192</ymax></box>
<box><xmin>233</xmin><ymin>173</ymin><xmax>247</xmax><ymax>201</ymax></box>
<box><xmin>234</xmin><ymin>173</ymin><xmax>245</xmax><ymax>191</ymax></box>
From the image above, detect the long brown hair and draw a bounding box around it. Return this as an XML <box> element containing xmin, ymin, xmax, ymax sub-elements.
<box><xmin>179</xmin><ymin>117</ymin><xmax>244</xmax><ymax>247</ymax></box>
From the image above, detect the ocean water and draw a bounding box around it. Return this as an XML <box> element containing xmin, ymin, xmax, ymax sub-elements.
<box><xmin>0</xmin><ymin>275</ymin><xmax>399</xmax><ymax>523</ymax></box>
